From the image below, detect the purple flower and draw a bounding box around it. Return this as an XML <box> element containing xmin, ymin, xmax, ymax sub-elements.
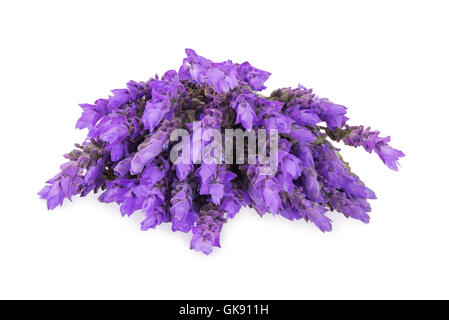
<box><xmin>207</xmin><ymin>61</ymin><xmax>240</xmax><ymax>93</ymax></box>
<box><xmin>376</xmin><ymin>145</ymin><xmax>405</xmax><ymax>171</ymax></box>
<box><xmin>170</xmin><ymin>182</ymin><xmax>197</xmax><ymax>233</ymax></box>
<box><xmin>99</xmin><ymin>124</ymin><xmax>128</xmax><ymax>144</ymax></box>
<box><xmin>130</xmin><ymin>123</ymin><xmax>173</xmax><ymax>175</ymax></box>
<box><xmin>130</xmin><ymin>140</ymin><xmax>163</xmax><ymax>175</ymax></box>
<box><xmin>237</xmin><ymin>61</ymin><xmax>271</xmax><ymax>91</ymax></box>
<box><xmin>175</xmin><ymin>163</ymin><xmax>193</xmax><ymax>181</ymax></box>
<box><xmin>180</xmin><ymin>49</ymin><xmax>270</xmax><ymax>94</ymax></box>
<box><xmin>197</xmin><ymin>163</ymin><xmax>217</xmax><ymax>190</ymax></box>
<box><xmin>179</xmin><ymin>48</ymin><xmax>212</xmax><ymax>83</ymax></box>
<box><xmin>210</xmin><ymin>183</ymin><xmax>224</xmax><ymax>205</ymax></box>
<box><xmin>279</xmin><ymin>151</ymin><xmax>302</xmax><ymax>179</ymax></box>
<box><xmin>76</xmin><ymin>108</ymin><xmax>100</xmax><ymax>130</ymax></box>
<box><xmin>114</xmin><ymin>158</ymin><xmax>131</xmax><ymax>177</ymax></box>
<box><xmin>38</xmin><ymin>183</ymin><xmax>65</xmax><ymax>210</ymax></box>
<box><xmin>301</xmin><ymin>168</ymin><xmax>322</xmax><ymax>201</ymax></box>
<box><xmin>109</xmin><ymin>143</ymin><xmax>124</xmax><ymax>162</ymax></box>
<box><xmin>142</xmin><ymin>101</ymin><xmax>167</xmax><ymax>132</ymax></box>
<box><xmin>341</xmin><ymin>125</ymin><xmax>405</xmax><ymax>170</ymax></box>
<box><xmin>127</xmin><ymin>81</ymin><xmax>146</xmax><ymax>101</ymax></box>
<box><xmin>220</xmin><ymin>197</ymin><xmax>241</xmax><ymax>219</ymax></box>
<box><xmin>289</xmin><ymin>125</ymin><xmax>316</xmax><ymax>145</ymax></box>
<box><xmin>190</xmin><ymin>208</ymin><xmax>225</xmax><ymax>255</ymax></box>
<box><xmin>108</xmin><ymin>89</ymin><xmax>130</xmax><ymax>109</ymax></box>
<box><xmin>298</xmin><ymin>146</ymin><xmax>315</xmax><ymax>168</ymax></box>
<box><xmin>264</xmin><ymin>115</ymin><xmax>292</xmax><ymax>134</ymax></box>
<box><xmin>141</xmin><ymin>208</ymin><xmax>166</xmax><ymax>230</ymax></box>
<box><xmin>39</xmin><ymin>161</ymin><xmax>83</xmax><ymax>209</ymax></box>
<box><xmin>262</xmin><ymin>179</ymin><xmax>282</xmax><ymax>213</ymax></box>
<box><xmin>319</xmin><ymin>100</ymin><xmax>349</xmax><ymax>130</ymax></box>
<box><xmin>304</xmin><ymin>205</ymin><xmax>332</xmax><ymax>232</ymax></box>
<box><xmin>141</xmin><ymin>75</ymin><xmax>181</xmax><ymax>132</ymax></box>
<box><xmin>84</xmin><ymin>160</ymin><xmax>103</xmax><ymax>185</ymax></box>
<box><xmin>231</xmin><ymin>93</ymin><xmax>258</xmax><ymax>130</ymax></box>
<box><xmin>286</xmin><ymin>108</ymin><xmax>321</xmax><ymax>126</ymax></box>
<box><xmin>141</xmin><ymin>159</ymin><xmax>168</xmax><ymax>185</ymax></box>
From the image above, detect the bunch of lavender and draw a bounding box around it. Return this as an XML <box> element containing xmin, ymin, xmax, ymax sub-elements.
<box><xmin>39</xmin><ymin>49</ymin><xmax>404</xmax><ymax>254</ymax></box>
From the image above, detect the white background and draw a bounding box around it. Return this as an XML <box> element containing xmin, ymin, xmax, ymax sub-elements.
<box><xmin>0</xmin><ymin>0</ymin><xmax>448</xmax><ymax>299</ymax></box>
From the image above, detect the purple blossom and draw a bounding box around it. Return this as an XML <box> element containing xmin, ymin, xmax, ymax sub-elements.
<box><xmin>231</xmin><ymin>93</ymin><xmax>258</xmax><ymax>130</ymax></box>
<box><xmin>319</xmin><ymin>100</ymin><xmax>349</xmax><ymax>130</ymax></box>
<box><xmin>108</xmin><ymin>89</ymin><xmax>130</xmax><ymax>109</ymax></box>
<box><xmin>237</xmin><ymin>61</ymin><xmax>271</xmax><ymax>91</ymax></box>
<box><xmin>207</xmin><ymin>61</ymin><xmax>240</xmax><ymax>93</ymax></box>
<box><xmin>210</xmin><ymin>183</ymin><xmax>225</xmax><ymax>205</ymax></box>
<box><xmin>261</xmin><ymin>179</ymin><xmax>283</xmax><ymax>213</ymax></box>
<box><xmin>190</xmin><ymin>207</ymin><xmax>225</xmax><ymax>255</ymax></box>
<box><xmin>220</xmin><ymin>196</ymin><xmax>241</xmax><ymax>219</ymax></box>
<box><xmin>377</xmin><ymin>145</ymin><xmax>405</xmax><ymax>171</ymax></box>
<box><xmin>334</xmin><ymin>125</ymin><xmax>405</xmax><ymax>171</ymax></box>
<box><xmin>142</xmin><ymin>101</ymin><xmax>167</xmax><ymax>132</ymax></box>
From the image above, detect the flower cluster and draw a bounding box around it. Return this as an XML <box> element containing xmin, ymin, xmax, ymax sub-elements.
<box><xmin>39</xmin><ymin>49</ymin><xmax>404</xmax><ymax>254</ymax></box>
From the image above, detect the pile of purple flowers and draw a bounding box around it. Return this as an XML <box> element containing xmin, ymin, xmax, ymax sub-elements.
<box><xmin>39</xmin><ymin>49</ymin><xmax>404</xmax><ymax>254</ymax></box>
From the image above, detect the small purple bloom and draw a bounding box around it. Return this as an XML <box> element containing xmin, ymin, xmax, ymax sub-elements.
<box><xmin>237</xmin><ymin>61</ymin><xmax>271</xmax><ymax>91</ymax></box>
<box><xmin>262</xmin><ymin>179</ymin><xmax>282</xmax><ymax>213</ymax></box>
<box><xmin>130</xmin><ymin>138</ymin><xmax>164</xmax><ymax>174</ymax></box>
<box><xmin>210</xmin><ymin>183</ymin><xmax>224</xmax><ymax>205</ymax></box>
<box><xmin>319</xmin><ymin>100</ymin><xmax>349</xmax><ymax>130</ymax></box>
<box><xmin>231</xmin><ymin>94</ymin><xmax>258</xmax><ymax>130</ymax></box>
